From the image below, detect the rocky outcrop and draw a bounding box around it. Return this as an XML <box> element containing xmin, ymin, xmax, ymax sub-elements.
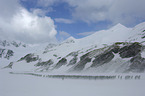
<box><xmin>72</xmin><ymin>53</ymin><xmax>92</xmax><ymax>71</ymax></box>
<box><xmin>0</xmin><ymin>40</ymin><xmax>10</xmax><ymax>47</ymax></box>
<box><xmin>34</xmin><ymin>59</ymin><xmax>54</xmax><ymax>71</ymax></box>
<box><xmin>0</xmin><ymin>48</ymin><xmax>14</xmax><ymax>60</ymax></box>
<box><xmin>0</xmin><ymin>48</ymin><xmax>5</xmax><ymax>58</ymax></box>
<box><xmin>91</xmin><ymin>51</ymin><xmax>114</xmax><ymax>67</ymax></box>
<box><xmin>129</xmin><ymin>55</ymin><xmax>145</xmax><ymax>72</ymax></box>
<box><xmin>5</xmin><ymin>50</ymin><xmax>14</xmax><ymax>60</ymax></box>
<box><xmin>66</xmin><ymin>52</ymin><xmax>78</xmax><ymax>57</ymax></box>
<box><xmin>0</xmin><ymin>40</ymin><xmax>26</xmax><ymax>60</ymax></box>
<box><xmin>119</xmin><ymin>42</ymin><xmax>142</xmax><ymax>58</ymax></box>
<box><xmin>111</xmin><ymin>46</ymin><xmax>120</xmax><ymax>53</ymax></box>
<box><xmin>69</xmin><ymin>42</ymin><xmax>144</xmax><ymax>72</ymax></box>
<box><xmin>0</xmin><ymin>40</ymin><xmax>26</xmax><ymax>48</ymax></box>
<box><xmin>18</xmin><ymin>53</ymin><xmax>39</xmax><ymax>63</ymax></box>
<box><xmin>68</xmin><ymin>56</ymin><xmax>78</xmax><ymax>66</ymax></box>
<box><xmin>54</xmin><ymin>58</ymin><xmax>67</xmax><ymax>69</ymax></box>
<box><xmin>3</xmin><ymin>41</ymin><xmax>145</xmax><ymax>73</ymax></box>
<box><xmin>3</xmin><ymin>62</ymin><xmax>13</xmax><ymax>69</ymax></box>
<box><xmin>35</xmin><ymin>59</ymin><xmax>53</xmax><ymax>67</ymax></box>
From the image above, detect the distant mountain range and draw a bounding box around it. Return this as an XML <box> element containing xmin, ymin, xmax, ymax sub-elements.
<box><xmin>1</xmin><ymin>22</ymin><xmax>145</xmax><ymax>73</ymax></box>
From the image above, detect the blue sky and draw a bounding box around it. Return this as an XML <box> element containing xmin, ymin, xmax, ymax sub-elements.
<box><xmin>0</xmin><ymin>0</ymin><xmax>145</xmax><ymax>44</ymax></box>
<box><xmin>20</xmin><ymin>0</ymin><xmax>112</xmax><ymax>40</ymax></box>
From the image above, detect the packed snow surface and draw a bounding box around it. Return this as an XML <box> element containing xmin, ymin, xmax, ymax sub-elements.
<box><xmin>0</xmin><ymin>70</ymin><xmax>145</xmax><ymax>96</ymax></box>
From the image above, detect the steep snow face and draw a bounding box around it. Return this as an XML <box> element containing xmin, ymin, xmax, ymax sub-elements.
<box><xmin>74</xmin><ymin>22</ymin><xmax>145</xmax><ymax>49</ymax></box>
<box><xmin>76</xmin><ymin>23</ymin><xmax>132</xmax><ymax>49</ymax></box>
<box><xmin>128</xmin><ymin>22</ymin><xmax>145</xmax><ymax>43</ymax></box>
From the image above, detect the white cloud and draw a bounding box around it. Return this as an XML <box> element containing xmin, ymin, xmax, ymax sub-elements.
<box><xmin>0</xmin><ymin>0</ymin><xmax>20</xmax><ymax>20</ymax></box>
<box><xmin>55</xmin><ymin>18</ymin><xmax>74</xmax><ymax>24</ymax></box>
<box><xmin>77</xmin><ymin>31</ymin><xmax>95</xmax><ymax>36</ymax></box>
<box><xmin>65</xmin><ymin>0</ymin><xmax>145</xmax><ymax>26</ymax></box>
<box><xmin>35</xmin><ymin>0</ymin><xmax>145</xmax><ymax>26</ymax></box>
<box><xmin>0</xmin><ymin>0</ymin><xmax>57</xmax><ymax>44</ymax></box>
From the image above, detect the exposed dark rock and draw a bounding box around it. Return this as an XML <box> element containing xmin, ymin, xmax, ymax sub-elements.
<box><xmin>115</xmin><ymin>42</ymin><xmax>124</xmax><ymax>45</ymax></box>
<box><xmin>3</xmin><ymin>62</ymin><xmax>13</xmax><ymax>69</ymax></box>
<box><xmin>114</xmin><ymin>42</ymin><xmax>129</xmax><ymax>45</ymax></box>
<box><xmin>0</xmin><ymin>48</ymin><xmax>5</xmax><ymax>58</ymax></box>
<box><xmin>57</xmin><ymin>57</ymin><xmax>61</xmax><ymax>59</ymax></box>
<box><xmin>142</xmin><ymin>36</ymin><xmax>145</xmax><ymax>39</ymax></box>
<box><xmin>54</xmin><ymin>58</ymin><xmax>67</xmax><ymax>69</ymax></box>
<box><xmin>22</xmin><ymin>44</ymin><xmax>26</xmax><ymax>47</ymax></box>
<box><xmin>5</xmin><ymin>50</ymin><xmax>14</xmax><ymax>60</ymax></box>
<box><xmin>53</xmin><ymin>54</ymin><xmax>58</xmax><ymax>57</ymax></box>
<box><xmin>66</xmin><ymin>52</ymin><xmax>78</xmax><ymax>57</ymax></box>
<box><xmin>91</xmin><ymin>51</ymin><xmax>114</xmax><ymax>67</ymax></box>
<box><xmin>111</xmin><ymin>46</ymin><xmax>120</xmax><ymax>53</ymax></box>
<box><xmin>72</xmin><ymin>53</ymin><xmax>92</xmax><ymax>71</ymax></box>
<box><xmin>2</xmin><ymin>40</ymin><xmax>7</xmax><ymax>47</ymax></box>
<box><xmin>119</xmin><ymin>42</ymin><xmax>142</xmax><ymax>58</ymax></box>
<box><xmin>11</xmin><ymin>41</ymin><xmax>20</xmax><ymax>47</ymax></box>
<box><xmin>18</xmin><ymin>53</ymin><xmax>39</xmax><ymax>63</ymax></box>
<box><xmin>73</xmin><ymin>58</ymin><xmax>91</xmax><ymax>71</ymax></box>
<box><xmin>0</xmin><ymin>48</ymin><xmax>14</xmax><ymax>59</ymax></box>
<box><xmin>0</xmin><ymin>40</ymin><xmax>10</xmax><ymax>47</ymax></box>
<box><xmin>45</xmin><ymin>43</ymin><xmax>57</xmax><ymax>50</ymax></box>
<box><xmin>0</xmin><ymin>40</ymin><xmax>26</xmax><ymax>48</ymax></box>
<box><xmin>68</xmin><ymin>56</ymin><xmax>78</xmax><ymax>66</ymax></box>
<box><xmin>128</xmin><ymin>55</ymin><xmax>145</xmax><ymax>72</ymax></box>
<box><xmin>80</xmin><ymin>52</ymin><xmax>90</xmax><ymax>61</ymax></box>
<box><xmin>35</xmin><ymin>59</ymin><xmax>53</xmax><ymax>67</ymax></box>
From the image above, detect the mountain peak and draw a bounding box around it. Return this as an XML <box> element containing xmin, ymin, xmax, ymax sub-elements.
<box><xmin>62</xmin><ymin>36</ymin><xmax>76</xmax><ymax>44</ymax></box>
<box><xmin>67</xmin><ymin>36</ymin><xmax>76</xmax><ymax>40</ymax></box>
<box><xmin>111</xmin><ymin>23</ymin><xmax>127</xmax><ymax>29</ymax></box>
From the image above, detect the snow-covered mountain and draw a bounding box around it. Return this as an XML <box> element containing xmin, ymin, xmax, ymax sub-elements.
<box><xmin>0</xmin><ymin>40</ymin><xmax>27</xmax><ymax>59</ymax></box>
<box><xmin>0</xmin><ymin>39</ymin><xmax>50</xmax><ymax>68</ymax></box>
<box><xmin>1</xmin><ymin>22</ymin><xmax>145</xmax><ymax>73</ymax></box>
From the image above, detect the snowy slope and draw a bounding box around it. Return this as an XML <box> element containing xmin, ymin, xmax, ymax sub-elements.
<box><xmin>1</xmin><ymin>22</ymin><xmax>145</xmax><ymax>73</ymax></box>
<box><xmin>0</xmin><ymin>39</ymin><xmax>51</xmax><ymax>69</ymax></box>
<box><xmin>128</xmin><ymin>22</ymin><xmax>145</xmax><ymax>43</ymax></box>
<box><xmin>76</xmin><ymin>23</ymin><xmax>132</xmax><ymax>48</ymax></box>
